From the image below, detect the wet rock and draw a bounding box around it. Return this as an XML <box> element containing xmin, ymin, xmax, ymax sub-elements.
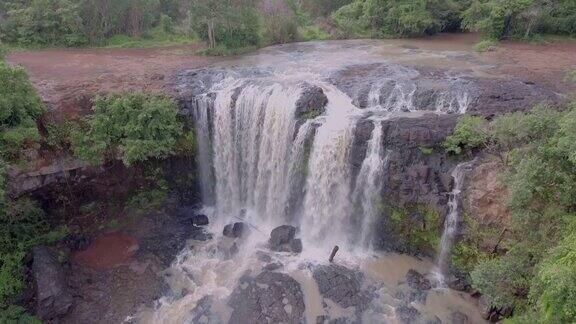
<box><xmin>190</xmin><ymin>226</ymin><xmax>213</xmax><ymax>241</ymax></box>
<box><xmin>479</xmin><ymin>297</ymin><xmax>513</xmax><ymax>322</ymax></box>
<box><xmin>451</xmin><ymin>311</ymin><xmax>469</xmax><ymax>324</ymax></box>
<box><xmin>395</xmin><ymin>305</ymin><xmax>420</xmax><ymax>324</ymax></box>
<box><xmin>290</xmin><ymin>238</ymin><xmax>303</xmax><ymax>253</ymax></box>
<box><xmin>263</xmin><ymin>262</ymin><xmax>283</xmax><ymax>271</ymax></box>
<box><xmin>228</xmin><ymin>271</ymin><xmax>305</xmax><ymax>324</ymax></box>
<box><xmin>313</xmin><ymin>264</ymin><xmax>372</xmax><ymax>312</ymax></box>
<box><xmin>223</xmin><ymin>222</ymin><xmax>245</xmax><ymax>238</ymax></box>
<box><xmin>405</xmin><ymin>269</ymin><xmax>431</xmax><ymax>291</ymax></box>
<box><xmin>446</xmin><ymin>273</ymin><xmax>471</xmax><ymax>292</ymax></box>
<box><xmin>269</xmin><ymin>225</ymin><xmax>296</xmax><ymax>247</ymax></box>
<box><xmin>192</xmin><ymin>214</ymin><xmax>209</xmax><ymax>226</ymax></box>
<box><xmin>32</xmin><ymin>246</ymin><xmax>73</xmax><ymax>321</ymax></box>
<box><xmin>295</xmin><ymin>84</ymin><xmax>328</xmax><ymax>120</ymax></box>
<box><xmin>64</xmin><ymin>234</ymin><xmax>90</xmax><ymax>251</ymax></box>
<box><xmin>269</xmin><ymin>225</ymin><xmax>302</xmax><ymax>253</ymax></box>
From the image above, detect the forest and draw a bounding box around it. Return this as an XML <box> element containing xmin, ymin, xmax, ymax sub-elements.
<box><xmin>0</xmin><ymin>0</ymin><xmax>575</xmax><ymax>52</ymax></box>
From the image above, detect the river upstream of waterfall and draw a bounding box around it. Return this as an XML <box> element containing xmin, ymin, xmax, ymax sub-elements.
<box><xmin>128</xmin><ymin>40</ymin><xmax>516</xmax><ymax>323</ymax></box>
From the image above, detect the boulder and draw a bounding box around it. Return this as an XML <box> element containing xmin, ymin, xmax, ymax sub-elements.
<box><xmin>228</xmin><ymin>271</ymin><xmax>305</xmax><ymax>324</ymax></box>
<box><xmin>269</xmin><ymin>225</ymin><xmax>296</xmax><ymax>247</ymax></box>
<box><xmin>223</xmin><ymin>222</ymin><xmax>245</xmax><ymax>238</ymax></box>
<box><xmin>192</xmin><ymin>214</ymin><xmax>209</xmax><ymax>226</ymax></box>
<box><xmin>295</xmin><ymin>84</ymin><xmax>328</xmax><ymax>120</ymax></box>
<box><xmin>313</xmin><ymin>264</ymin><xmax>372</xmax><ymax>312</ymax></box>
<box><xmin>405</xmin><ymin>269</ymin><xmax>431</xmax><ymax>291</ymax></box>
<box><xmin>32</xmin><ymin>246</ymin><xmax>73</xmax><ymax>320</ymax></box>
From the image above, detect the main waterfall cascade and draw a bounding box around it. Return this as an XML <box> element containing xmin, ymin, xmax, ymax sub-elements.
<box><xmin>147</xmin><ymin>44</ymin><xmax>493</xmax><ymax>323</ymax></box>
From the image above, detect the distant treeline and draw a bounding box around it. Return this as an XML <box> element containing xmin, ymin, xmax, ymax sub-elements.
<box><xmin>0</xmin><ymin>0</ymin><xmax>575</xmax><ymax>49</ymax></box>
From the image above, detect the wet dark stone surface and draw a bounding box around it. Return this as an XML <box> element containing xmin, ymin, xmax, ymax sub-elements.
<box><xmin>313</xmin><ymin>264</ymin><xmax>372</xmax><ymax>312</ymax></box>
<box><xmin>228</xmin><ymin>271</ymin><xmax>305</xmax><ymax>324</ymax></box>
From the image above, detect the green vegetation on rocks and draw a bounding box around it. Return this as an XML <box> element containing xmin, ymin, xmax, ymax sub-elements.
<box><xmin>72</xmin><ymin>92</ymin><xmax>186</xmax><ymax>167</ymax></box>
<box><xmin>446</xmin><ymin>102</ymin><xmax>576</xmax><ymax>322</ymax></box>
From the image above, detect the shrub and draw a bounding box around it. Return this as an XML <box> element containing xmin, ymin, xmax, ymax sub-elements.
<box><xmin>473</xmin><ymin>39</ymin><xmax>497</xmax><ymax>52</ymax></box>
<box><xmin>73</xmin><ymin>92</ymin><xmax>184</xmax><ymax>166</ymax></box>
<box><xmin>530</xmin><ymin>229</ymin><xmax>576</xmax><ymax>323</ymax></box>
<box><xmin>443</xmin><ymin>115</ymin><xmax>489</xmax><ymax>154</ymax></box>
<box><xmin>0</xmin><ymin>62</ymin><xmax>43</xmax><ymax>162</ymax></box>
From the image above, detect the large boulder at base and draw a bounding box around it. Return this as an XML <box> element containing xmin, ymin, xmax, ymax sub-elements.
<box><xmin>405</xmin><ymin>269</ymin><xmax>432</xmax><ymax>291</ymax></box>
<box><xmin>228</xmin><ymin>271</ymin><xmax>305</xmax><ymax>324</ymax></box>
<box><xmin>312</xmin><ymin>264</ymin><xmax>372</xmax><ymax>313</ymax></box>
<box><xmin>269</xmin><ymin>225</ymin><xmax>303</xmax><ymax>253</ymax></box>
<box><xmin>223</xmin><ymin>222</ymin><xmax>245</xmax><ymax>238</ymax></box>
<box><xmin>32</xmin><ymin>246</ymin><xmax>73</xmax><ymax>320</ymax></box>
<box><xmin>269</xmin><ymin>225</ymin><xmax>296</xmax><ymax>247</ymax></box>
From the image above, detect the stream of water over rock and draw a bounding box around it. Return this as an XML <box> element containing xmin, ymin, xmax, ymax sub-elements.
<box><xmin>136</xmin><ymin>41</ymin><xmax>502</xmax><ymax>323</ymax></box>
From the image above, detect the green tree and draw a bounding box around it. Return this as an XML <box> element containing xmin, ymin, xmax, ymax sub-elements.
<box><xmin>2</xmin><ymin>0</ymin><xmax>87</xmax><ymax>46</ymax></box>
<box><xmin>73</xmin><ymin>92</ymin><xmax>184</xmax><ymax>166</ymax></box>
<box><xmin>188</xmin><ymin>0</ymin><xmax>260</xmax><ymax>49</ymax></box>
<box><xmin>443</xmin><ymin>115</ymin><xmax>489</xmax><ymax>154</ymax></box>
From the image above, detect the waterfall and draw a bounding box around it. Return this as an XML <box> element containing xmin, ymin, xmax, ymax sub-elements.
<box><xmin>351</xmin><ymin>121</ymin><xmax>390</xmax><ymax>248</ymax></box>
<box><xmin>206</xmin><ymin>82</ymin><xmax>305</xmax><ymax>223</ymax></box>
<box><xmin>437</xmin><ymin>161</ymin><xmax>475</xmax><ymax>278</ymax></box>
<box><xmin>299</xmin><ymin>85</ymin><xmax>359</xmax><ymax>250</ymax></box>
<box><xmin>191</xmin><ymin>95</ymin><xmax>215</xmax><ymax>205</ymax></box>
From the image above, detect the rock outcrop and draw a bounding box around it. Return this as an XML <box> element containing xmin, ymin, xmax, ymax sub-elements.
<box><xmin>32</xmin><ymin>246</ymin><xmax>73</xmax><ymax>321</ymax></box>
<box><xmin>228</xmin><ymin>271</ymin><xmax>305</xmax><ymax>324</ymax></box>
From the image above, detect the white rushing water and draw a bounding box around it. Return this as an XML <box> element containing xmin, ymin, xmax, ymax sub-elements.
<box><xmin>437</xmin><ymin>160</ymin><xmax>475</xmax><ymax>280</ymax></box>
<box><xmin>146</xmin><ymin>41</ymin><xmax>485</xmax><ymax>323</ymax></box>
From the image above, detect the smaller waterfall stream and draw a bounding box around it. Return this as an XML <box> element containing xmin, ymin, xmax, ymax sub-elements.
<box><xmin>437</xmin><ymin>160</ymin><xmax>475</xmax><ymax>279</ymax></box>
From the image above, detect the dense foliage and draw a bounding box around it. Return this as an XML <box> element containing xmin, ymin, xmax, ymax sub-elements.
<box><xmin>0</xmin><ymin>54</ymin><xmax>62</xmax><ymax>322</ymax></box>
<box><xmin>332</xmin><ymin>0</ymin><xmax>463</xmax><ymax>38</ymax></box>
<box><xmin>0</xmin><ymin>62</ymin><xmax>43</xmax><ymax>162</ymax></box>
<box><xmin>445</xmin><ymin>103</ymin><xmax>576</xmax><ymax>323</ymax></box>
<box><xmin>73</xmin><ymin>93</ymin><xmax>185</xmax><ymax>167</ymax></box>
<box><xmin>1</xmin><ymin>0</ymin><xmax>574</xmax><ymax>49</ymax></box>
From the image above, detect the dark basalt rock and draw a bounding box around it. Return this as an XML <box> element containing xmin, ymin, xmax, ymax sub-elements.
<box><xmin>32</xmin><ymin>246</ymin><xmax>73</xmax><ymax>321</ymax></box>
<box><xmin>312</xmin><ymin>264</ymin><xmax>372</xmax><ymax>312</ymax></box>
<box><xmin>269</xmin><ymin>225</ymin><xmax>296</xmax><ymax>248</ymax></box>
<box><xmin>405</xmin><ymin>269</ymin><xmax>432</xmax><ymax>291</ymax></box>
<box><xmin>295</xmin><ymin>84</ymin><xmax>328</xmax><ymax>120</ymax></box>
<box><xmin>192</xmin><ymin>214</ymin><xmax>209</xmax><ymax>226</ymax></box>
<box><xmin>223</xmin><ymin>222</ymin><xmax>245</xmax><ymax>238</ymax></box>
<box><xmin>228</xmin><ymin>271</ymin><xmax>305</xmax><ymax>324</ymax></box>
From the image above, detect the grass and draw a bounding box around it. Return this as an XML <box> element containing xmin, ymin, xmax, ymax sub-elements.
<box><xmin>474</xmin><ymin>39</ymin><xmax>497</xmax><ymax>52</ymax></box>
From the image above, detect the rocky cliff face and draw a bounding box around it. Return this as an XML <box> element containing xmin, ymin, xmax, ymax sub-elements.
<box><xmin>172</xmin><ymin>62</ymin><xmax>557</xmax><ymax>256</ymax></box>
